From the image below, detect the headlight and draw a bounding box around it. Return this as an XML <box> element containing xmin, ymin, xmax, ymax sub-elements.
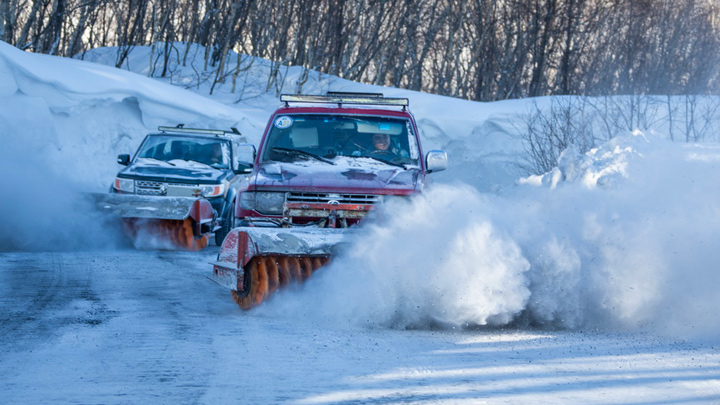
<box><xmin>113</xmin><ymin>178</ymin><xmax>134</xmax><ymax>193</ymax></box>
<box><xmin>200</xmin><ymin>184</ymin><xmax>226</xmax><ymax>198</ymax></box>
<box><xmin>240</xmin><ymin>191</ymin><xmax>285</xmax><ymax>215</ymax></box>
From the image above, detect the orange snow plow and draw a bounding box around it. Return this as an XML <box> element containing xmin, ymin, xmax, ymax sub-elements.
<box><xmin>211</xmin><ymin>227</ymin><xmax>348</xmax><ymax>309</ymax></box>
<box><xmin>94</xmin><ymin>193</ymin><xmax>215</xmax><ymax>250</ymax></box>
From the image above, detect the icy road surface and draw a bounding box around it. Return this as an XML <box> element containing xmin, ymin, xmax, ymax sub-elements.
<box><xmin>0</xmin><ymin>248</ymin><xmax>718</xmax><ymax>404</ymax></box>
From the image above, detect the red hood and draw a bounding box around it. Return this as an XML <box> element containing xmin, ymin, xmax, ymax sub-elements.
<box><xmin>250</xmin><ymin>159</ymin><xmax>422</xmax><ymax>195</ymax></box>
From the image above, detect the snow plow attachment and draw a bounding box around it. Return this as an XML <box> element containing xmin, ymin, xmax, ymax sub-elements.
<box><xmin>212</xmin><ymin>227</ymin><xmax>350</xmax><ymax>309</ymax></box>
<box><xmin>94</xmin><ymin>193</ymin><xmax>214</xmax><ymax>251</ymax></box>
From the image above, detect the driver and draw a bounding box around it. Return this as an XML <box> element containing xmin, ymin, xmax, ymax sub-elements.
<box><xmin>371</xmin><ymin>133</ymin><xmax>395</xmax><ymax>157</ymax></box>
<box><xmin>210</xmin><ymin>143</ymin><xmax>223</xmax><ymax>165</ymax></box>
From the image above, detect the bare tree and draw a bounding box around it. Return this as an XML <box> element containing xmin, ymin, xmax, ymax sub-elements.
<box><xmin>0</xmin><ymin>0</ymin><xmax>9</xmax><ymax>42</ymax></box>
<box><xmin>519</xmin><ymin>97</ymin><xmax>597</xmax><ymax>174</ymax></box>
<box><xmin>5</xmin><ymin>0</ymin><xmax>720</xmax><ymax>102</ymax></box>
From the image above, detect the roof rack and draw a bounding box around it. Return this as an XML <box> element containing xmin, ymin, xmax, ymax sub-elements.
<box><xmin>157</xmin><ymin>125</ymin><xmax>242</xmax><ymax>136</ymax></box>
<box><xmin>280</xmin><ymin>92</ymin><xmax>409</xmax><ymax>110</ymax></box>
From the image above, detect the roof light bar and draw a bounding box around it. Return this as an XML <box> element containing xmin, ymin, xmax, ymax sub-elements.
<box><xmin>158</xmin><ymin>126</ymin><xmax>236</xmax><ymax>136</ymax></box>
<box><xmin>280</xmin><ymin>93</ymin><xmax>409</xmax><ymax>107</ymax></box>
<box><xmin>326</xmin><ymin>91</ymin><xmax>384</xmax><ymax>98</ymax></box>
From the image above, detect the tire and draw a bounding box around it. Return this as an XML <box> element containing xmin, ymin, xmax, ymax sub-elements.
<box><xmin>214</xmin><ymin>200</ymin><xmax>236</xmax><ymax>246</ymax></box>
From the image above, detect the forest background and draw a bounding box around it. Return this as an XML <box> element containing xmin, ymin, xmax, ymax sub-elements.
<box><xmin>2</xmin><ymin>0</ymin><xmax>719</xmax><ymax>102</ymax></box>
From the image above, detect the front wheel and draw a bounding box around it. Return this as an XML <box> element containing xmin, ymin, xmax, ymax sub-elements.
<box><xmin>215</xmin><ymin>200</ymin><xmax>236</xmax><ymax>246</ymax></box>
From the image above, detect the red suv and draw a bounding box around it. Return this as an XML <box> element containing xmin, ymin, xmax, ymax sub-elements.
<box><xmin>232</xmin><ymin>92</ymin><xmax>447</xmax><ymax>229</ymax></box>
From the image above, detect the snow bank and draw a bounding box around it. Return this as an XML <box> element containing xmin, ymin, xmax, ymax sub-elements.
<box><xmin>0</xmin><ymin>41</ymin><xmax>247</xmax><ymax>191</ymax></box>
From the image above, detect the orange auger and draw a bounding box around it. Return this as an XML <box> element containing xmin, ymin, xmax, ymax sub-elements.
<box><xmin>94</xmin><ymin>193</ymin><xmax>215</xmax><ymax>250</ymax></box>
<box><xmin>122</xmin><ymin>217</ymin><xmax>209</xmax><ymax>250</ymax></box>
<box><xmin>211</xmin><ymin>227</ymin><xmax>348</xmax><ymax>309</ymax></box>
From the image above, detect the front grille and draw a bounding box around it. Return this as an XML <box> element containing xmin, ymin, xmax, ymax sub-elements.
<box><xmin>135</xmin><ymin>181</ymin><xmax>201</xmax><ymax>197</ymax></box>
<box><xmin>136</xmin><ymin>180</ymin><xmax>163</xmax><ymax>195</ymax></box>
<box><xmin>286</xmin><ymin>192</ymin><xmax>381</xmax><ymax>205</ymax></box>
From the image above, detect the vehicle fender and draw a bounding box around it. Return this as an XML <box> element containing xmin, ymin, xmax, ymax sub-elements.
<box><xmin>190</xmin><ymin>198</ymin><xmax>215</xmax><ymax>224</ymax></box>
<box><xmin>220</xmin><ymin>182</ymin><xmax>240</xmax><ymax>218</ymax></box>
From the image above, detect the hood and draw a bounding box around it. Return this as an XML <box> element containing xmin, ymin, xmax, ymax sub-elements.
<box><xmin>252</xmin><ymin>158</ymin><xmax>422</xmax><ymax>193</ymax></box>
<box><xmin>120</xmin><ymin>160</ymin><xmax>228</xmax><ymax>183</ymax></box>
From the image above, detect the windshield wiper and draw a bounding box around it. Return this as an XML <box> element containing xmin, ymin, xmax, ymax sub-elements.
<box><xmin>139</xmin><ymin>157</ymin><xmax>176</xmax><ymax>166</ymax></box>
<box><xmin>363</xmin><ymin>155</ymin><xmax>407</xmax><ymax>169</ymax></box>
<box><xmin>184</xmin><ymin>159</ymin><xmax>221</xmax><ymax>169</ymax></box>
<box><xmin>271</xmin><ymin>147</ymin><xmax>335</xmax><ymax>165</ymax></box>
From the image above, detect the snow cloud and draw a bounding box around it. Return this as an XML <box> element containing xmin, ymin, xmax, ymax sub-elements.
<box><xmin>316</xmin><ymin>185</ymin><xmax>530</xmax><ymax>328</ymax></box>
<box><xmin>261</xmin><ymin>133</ymin><xmax>720</xmax><ymax>343</ymax></box>
<box><xmin>0</xmin><ymin>140</ymin><xmax>127</xmax><ymax>251</ymax></box>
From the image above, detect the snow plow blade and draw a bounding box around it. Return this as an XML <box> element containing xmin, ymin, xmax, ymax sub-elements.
<box><xmin>211</xmin><ymin>227</ymin><xmax>350</xmax><ymax>310</ymax></box>
<box><xmin>93</xmin><ymin>193</ymin><xmax>214</xmax><ymax>251</ymax></box>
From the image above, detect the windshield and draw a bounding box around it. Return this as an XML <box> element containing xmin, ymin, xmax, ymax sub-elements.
<box><xmin>135</xmin><ymin>135</ymin><xmax>232</xmax><ymax>169</ymax></box>
<box><xmin>261</xmin><ymin>114</ymin><xmax>420</xmax><ymax>166</ymax></box>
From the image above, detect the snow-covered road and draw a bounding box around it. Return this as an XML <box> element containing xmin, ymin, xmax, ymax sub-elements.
<box><xmin>1</xmin><ymin>248</ymin><xmax>718</xmax><ymax>404</ymax></box>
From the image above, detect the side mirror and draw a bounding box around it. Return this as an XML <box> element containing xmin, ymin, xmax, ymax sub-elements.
<box><xmin>235</xmin><ymin>144</ymin><xmax>256</xmax><ymax>174</ymax></box>
<box><xmin>117</xmin><ymin>154</ymin><xmax>131</xmax><ymax>166</ymax></box>
<box><xmin>236</xmin><ymin>162</ymin><xmax>253</xmax><ymax>174</ymax></box>
<box><xmin>425</xmin><ymin>150</ymin><xmax>447</xmax><ymax>173</ymax></box>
